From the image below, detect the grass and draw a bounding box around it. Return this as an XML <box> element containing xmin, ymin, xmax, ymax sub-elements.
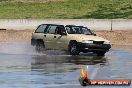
<box><xmin>0</xmin><ymin>0</ymin><xmax>132</xmax><ymax>19</ymax></box>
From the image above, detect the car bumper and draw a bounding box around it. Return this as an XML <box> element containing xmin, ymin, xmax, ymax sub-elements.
<box><xmin>77</xmin><ymin>42</ymin><xmax>111</xmax><ymax>52</ymax></box>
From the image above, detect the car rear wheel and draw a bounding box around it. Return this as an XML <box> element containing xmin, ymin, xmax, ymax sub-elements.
<box><xmin>35</xmin><ymin>41</ymin><xmax>45</xmax><ymax>53</ymax></box>
<box><xmin>69</xmin><ymin>42</ymin><xmax>80</xmax><ymax>55</ymax></box>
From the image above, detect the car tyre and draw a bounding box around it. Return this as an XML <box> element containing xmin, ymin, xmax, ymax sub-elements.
<box><xmin>95</xmin><ymin>51</ymin><xmax>106</xmax><ymax>56</ymax></box>
<box><xmin>69</xmin><ymin>42</ymin><xmax>80</xmax><ymax>55</ymax></box>
<box><xmin>35</xmin><ymin>41</ymin><xmax>45</xmax><ymax>53</ymax></box>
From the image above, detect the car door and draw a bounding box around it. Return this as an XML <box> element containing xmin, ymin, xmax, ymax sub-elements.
<box><xmin>53</xmin><ymin>26</ymin><xmax>68</xmax><ymax>50</ymax></box>
<box><xmin>44</xmin><ymin>25</ymin><xmax>58</xmax><ymax>49</ymax></box>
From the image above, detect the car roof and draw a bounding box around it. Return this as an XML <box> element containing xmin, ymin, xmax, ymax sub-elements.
<box><xmin>39</xmin><ymin>24</ymin><xmax>64</xmax><ymax>26</ymax></box>
<box><xmin>65</xmin><ymin>25</ymin><xmax>84</xmax><ymax>27</ymax></box>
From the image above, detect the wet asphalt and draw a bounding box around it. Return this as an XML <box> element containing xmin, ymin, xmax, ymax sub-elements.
<box><xmin>0</xmin><ymin>42</ymin><xmax>132</xmax><ymax>88</ymax></box>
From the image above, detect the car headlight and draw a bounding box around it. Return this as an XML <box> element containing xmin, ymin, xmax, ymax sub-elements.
<box><xmin>82</xmin><ymin>40</ymin><xmax>93</xmax><ymax>43</ymax></box>
<box><xmin>104</xmin><ymin>41</ymin><xmax>110</xmax><ymax>44</ymax></box>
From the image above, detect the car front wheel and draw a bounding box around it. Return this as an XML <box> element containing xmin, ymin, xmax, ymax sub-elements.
<box><xmin>95</xmin><ymin>51</ymin><xmax>106</xmax><ymax>56</ymax></box>
<box><xmin>69</xmin><ymin>42</ymin><xmax>80</xmax><ymax>55</ymax></box>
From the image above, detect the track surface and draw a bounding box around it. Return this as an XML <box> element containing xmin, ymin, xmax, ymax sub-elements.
<box><xmin>0</xmin><ymin>42</ymin><xmax>132</xmax><ymax>88</ymax></box>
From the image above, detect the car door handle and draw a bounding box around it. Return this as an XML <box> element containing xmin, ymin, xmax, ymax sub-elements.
<box><xmin>44</xmin><ymin>35</ymin><xmax>46</xmax><ymax>37</ymax></box>
<box><xmin>54</xmin><ymin>36</ymin><xmax>56</xmax><ymax>38</ymax></box>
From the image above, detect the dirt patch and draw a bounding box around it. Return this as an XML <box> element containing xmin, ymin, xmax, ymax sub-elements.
<box><xmin>0</xmin><ymin>30</ymin><xmax>33</xmax><ymax>43</ymax></box>
<box><xmin>0</xmin><ymin>30</ymin><xmax>132</xmax><ymax>45</ymax></box>
<box><xmin>96</xmin><ymin>30</ymin><xmax>132</xmax><ymax>45</ymax></box>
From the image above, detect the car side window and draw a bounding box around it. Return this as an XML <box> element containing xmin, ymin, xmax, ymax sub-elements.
<box><xmin>61</xmin><ymin>26</ymin><xmax>66</xmax><ymax>33</ymax></box>
<box><xmin>47</xmin><ymin>25</ymin><xmax>57</xmax><ymax>34</ymax></box>
<box><xmin>55</xmin><ymin>26</ymin><xmax>66</xmax><ymax>35</ymax></box>
<box><xmin>55</xmin><ymin>27</ymin><xmax>61</xmax><ymax>34</ymax></box>
<box><xmin>73</xmin><ymin>27</ymin><xmax>82</xmax><ymax>34</ymax></box>
<box><xmin>66</xmin><ymin>27</ymin><xmax>72</xmax><ymax>34</ymax></box>
<box><xmin>35</xmin><ymin>25</ymin><xmax>47</xmax><ymax>33</ymax></box>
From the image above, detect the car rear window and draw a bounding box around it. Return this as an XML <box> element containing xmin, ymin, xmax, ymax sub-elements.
<box><xmin>35</xmin><ymin>25</ymin><xmax>47</xmax><ymax>33</ymax></box>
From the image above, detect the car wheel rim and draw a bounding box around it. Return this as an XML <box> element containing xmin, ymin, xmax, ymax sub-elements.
<box><xmin>36</xmin><ymin>43</ymin><xmax>45</xmax><ymax>52</ymax></box>
<box><xmin>71</xmin><ymin>44</ymin><xmax>77</xmax><ymax>53</ymax></box>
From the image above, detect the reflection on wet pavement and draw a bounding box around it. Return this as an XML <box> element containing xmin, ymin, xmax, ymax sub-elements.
<box><xmin>0</xmin><ymin>43</ymin><xmax>131</xmax><ymax>88</ymax></box>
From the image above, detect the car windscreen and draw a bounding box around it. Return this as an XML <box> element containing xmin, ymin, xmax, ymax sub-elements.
<box><xmin>66</xmin><ymin>26</ymin><xmax>94</xmax><ymax>35</ymax></box>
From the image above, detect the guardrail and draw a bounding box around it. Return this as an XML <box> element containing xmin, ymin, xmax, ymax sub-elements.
<box><xmin>0</xmin><ymin>19</ymin><xmax>132</xmax><ymax>30</ymax></box>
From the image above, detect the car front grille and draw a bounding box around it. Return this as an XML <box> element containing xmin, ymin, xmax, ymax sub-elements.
<box><xmin>93</xmin><ymin>41</ymin><xmax>104</xmax><ymax>44</ymax></box>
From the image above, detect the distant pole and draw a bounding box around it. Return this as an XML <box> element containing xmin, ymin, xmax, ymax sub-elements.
<box><xmin>111</xmin><ymin>19</ymin><xmax>112</xmax><ymax>31</ymax></box>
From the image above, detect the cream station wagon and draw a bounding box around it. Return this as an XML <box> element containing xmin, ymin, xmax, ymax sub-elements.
<box><xmin>31</xmin><ymin>24</ymin><xmax>111</xmax><ymax>56</ymax></box>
